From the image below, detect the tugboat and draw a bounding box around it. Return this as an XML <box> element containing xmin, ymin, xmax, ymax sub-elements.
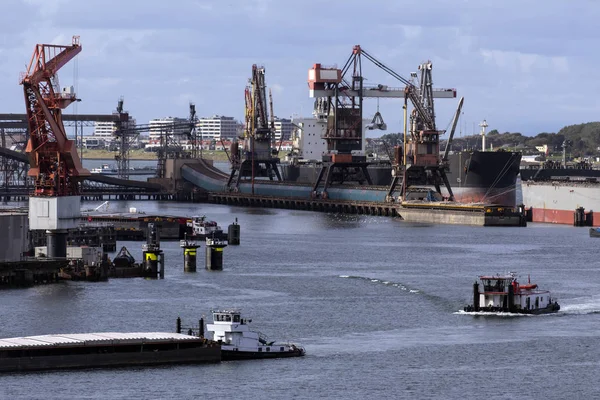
<box><xmin>464</xmin><ymin>273</ymin><xmax>560</xmax><ymax>314</ymax></box>
<box><xmin>187</xmin><ymin>215</ymin><xmax>225</xmax><ymax>239</ymax></box>
<box><xmin>206</xmin><ymin>310</ymin><xmax>305</xmax><ymax>360</ymax></box>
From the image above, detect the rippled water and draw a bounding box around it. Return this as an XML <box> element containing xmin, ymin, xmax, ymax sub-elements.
<box><xmin>1</xmin><ymin>201</ymin><xmax>599</xmax><ymax>399</ymax></box>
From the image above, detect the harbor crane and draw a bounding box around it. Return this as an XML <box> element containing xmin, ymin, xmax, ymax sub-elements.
<box><xmin>227</xmin><ymin>65</ymin><xmax>282</xmax><ymax>192</ymax></box>
<box><xmin>308</xmin><ymin>45</ymin><xmax>459</xmax><ymax>200</ymax></box>
<box><xmin>21</xmin><ymin>36</ymin><xmax>90</xmax><ymax>257</ymax></box>
<box><xmin>21</xmin><ymin>35</ymin><xmax>89</xmax><ymax>196</ymax></box>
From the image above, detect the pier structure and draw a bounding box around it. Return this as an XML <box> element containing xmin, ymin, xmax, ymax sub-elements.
<box><xmin>142</xmin><ymin>223</ymin><xmax>164</xmax><ymax>279</ymax></box>
<box><xmin>227</xmin><ymin>218</ymin><xmax>241</xmax><ymax>245</ymax></box>
<box><xmin>205</xmin><ymin>237</ymin><xmax>227</xmax><ymax>271</ymax></box>
<box><xmin>180</xmin><ymin>234</ymin><xmax>200</xmax><ymax>272</ymax></box>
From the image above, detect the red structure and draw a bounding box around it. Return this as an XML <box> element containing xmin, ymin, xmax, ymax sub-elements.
<box><xmin>21</xmin><ymin>35</ymin><xmax>89</xmax><ymax>196</ymax></box>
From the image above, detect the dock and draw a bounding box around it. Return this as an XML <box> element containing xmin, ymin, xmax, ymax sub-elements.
<box><xmin>208</xmin><ymin>192</ymin><xmax>526</xmax><ymax>227</ymax></box>
<box><xmin>0</xmin><ymin>259</ymin><xmax>66</xmax><ymax>287</ymax></box>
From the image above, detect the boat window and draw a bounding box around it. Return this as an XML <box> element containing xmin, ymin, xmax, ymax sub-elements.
<box><xmin>266</xmin><ymin>347</ymin><xmax>270</xmax><ymax>352</ymax></box>
<box><xmin>233</xmin><ymin>314</ymin><xmax>240</xmax><ymax>323</ymax></box>
<box><xmin>225</xmin><ymin>315</ymin><xmax>231</xmax><ymax>322</ymax></box>
<box><xmin>258</xmin><ymin>347</ymin><xmax>262</xmax><ymax>352</ymax></box>
<box><xmin>280</xmin><ymin>347</ymin><xmax>284</xmax><ymax>351</ymax></box>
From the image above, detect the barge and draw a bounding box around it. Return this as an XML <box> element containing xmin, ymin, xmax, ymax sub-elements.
<box><xmin>464</xmin><ymin>273</ymin><xmax>560</xmax><ymax>315</ymax></box>
<box><xmin>0</xmin><ymin>331</ymin><xmax>220</xmax><ymax>372</ymax></box>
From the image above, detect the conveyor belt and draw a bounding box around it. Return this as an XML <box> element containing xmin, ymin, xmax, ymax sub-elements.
<box><xmin>0</xmin><ymin>147</ymin><xmax>162</xmax><ymax>191</ymax></box>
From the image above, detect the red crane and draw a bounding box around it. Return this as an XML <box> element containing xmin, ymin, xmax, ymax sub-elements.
<box><xmin>20</xmin><ymin>35</ymin><xmax>89</xmax><ymax>197</ymax></box>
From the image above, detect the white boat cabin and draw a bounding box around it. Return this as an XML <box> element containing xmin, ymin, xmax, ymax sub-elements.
<box><xmin>206</xmin><ymin>310</ymin><xmax>290</xmax><ymax>353</ymax></box>
<box><xmin>187</xmin><ymin>216</ymin><xmax>222</xmax><ymax>236</ymax></box>
<box><xmin>478</xmin><ymin>274</ymin><xmax>554</xmax><ymax>312</ymax></box>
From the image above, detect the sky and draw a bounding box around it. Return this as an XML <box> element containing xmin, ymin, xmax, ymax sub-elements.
<box><xmin>1</xmin><ymin>0</ymin><xmax>599</xmax><ymax>137</ymax></box>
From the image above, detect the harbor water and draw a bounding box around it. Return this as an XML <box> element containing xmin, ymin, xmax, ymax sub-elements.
<box><xmin>1</xmin><ymin>201</ymin><xmax>600</xmax><ymax>399</ymax></box>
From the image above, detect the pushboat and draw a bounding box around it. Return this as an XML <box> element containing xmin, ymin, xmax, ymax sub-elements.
<box><xmin>187</xmin><ymin>215</ymin><xmax>226</xmax><ymax>239</ymax></box>
<box><xmin>206</xmin><ymin>310</ymin><xmax>305</xmax><ymax>360</ymax></box>
<box><xmin>464</xmin><ymin>273</ymin><xmax>560</xmax><ymax>314</ymax></box>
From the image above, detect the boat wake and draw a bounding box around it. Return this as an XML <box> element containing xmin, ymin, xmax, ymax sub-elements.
<box><xmin>559</xmin><ymin>297</ymin><xmax>600</xmax><ymax>315</ymax></box>
<box><xmin>338</xmin><ymin>275</ymin><xmax>420</xmax><ymax>294</ymax></box>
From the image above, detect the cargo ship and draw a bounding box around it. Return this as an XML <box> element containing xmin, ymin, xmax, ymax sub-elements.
<box><xmin>182</xmin><ymin>156</ymin><xmax>524</xmax><ymax>217</ymax></box>
<box><xmin>281</xmin><ymin>150</ymin><xmax>522</xmax><ymax>206</ymax></box>
<box><xmin>193</xmin><ymin>55</ymin><xmax>521</xmax><ymax>209</ymax></box>
<box><xmin>521</xmin><ymin>160</ymin><xmax>600</xmax><ymax>224</ymax></box>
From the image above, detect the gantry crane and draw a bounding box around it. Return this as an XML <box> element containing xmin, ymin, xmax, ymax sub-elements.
<box><xmin>308</xmin><ymin>45</ymin><xmax>459</xmax><ymax>200</ymax></box>
<box><xmin>227</xmin><ymin>64</ymin><xmax>282</xmax><ymax>192</ymax></box>
<box><xmin>21</xmin><ymin>36</ymin><xmax>90</xmax><ymax>257</ymax></box>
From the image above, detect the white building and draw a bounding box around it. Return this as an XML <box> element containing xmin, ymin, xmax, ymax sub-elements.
<box><xmin>93</xmin><ymin>121</ymin><xmax>115</xmax><ymax>137</ymax></box>
<box><xmin>93</xmin><ymin>117</ymin><xmax>137</xmax><ymax>145</ymax></box>
<box><xmin>82</xmin><ymin>136</ymin><xmax>106</xmax><ymax>149</ymax></box>
<box><xmin>291</xmin><ymin>117</ymin><xmax>369</xmax><ymax>161</ymax></box>
<box><xmin>148</xmin><ymin>117</ymin><xmax>190</xmax><ymax>144</ymax></box>
<box><xmin>196</xmin><ymin>115</ymin><xmax>239</xmax><ymax>140</ymax></box>
<box><xmin>273</xmin><ymin>118</ymin><xmax>293</xmax><ymax>141</ymax></box>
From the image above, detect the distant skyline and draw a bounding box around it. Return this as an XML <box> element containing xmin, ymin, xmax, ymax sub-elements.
<box><xmin>1</xmin><ymin>0</ymin><xmax>599</xmax><ymax>137</ymax></box>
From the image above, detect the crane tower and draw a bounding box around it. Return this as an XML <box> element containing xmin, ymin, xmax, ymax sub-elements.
<box><xmin>227</xmin><ymin>64</ymin><xmax>282</xmax><ymax>191</ymax></box>
<box><xmin>21</xmin><ymin>36</ymin><xmax>90</xmax><ymax>257</ymax></box>
<box><xmin>309</xmin><ymin>45</ymin><xmax>459</xmax><ymax>201</ymax></box>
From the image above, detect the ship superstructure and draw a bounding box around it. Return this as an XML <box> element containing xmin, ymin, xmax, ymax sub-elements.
<box><xmin>206</xmin><ymin>310</ymin><xmax>305</xmax><ymax>360</ymax></box>
<box><xmin>464</xmin><ymin>273</ymin><xmax>560</xmax><ymax>314</ymax></box>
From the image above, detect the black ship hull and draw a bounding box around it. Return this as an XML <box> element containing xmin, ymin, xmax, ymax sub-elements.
<box><xmin>222</xmin><ymin>348</ymin><xmax>305</xmax><ymax>361</ymax></box>
<box><xmin>281</xmin><ymin>151</ymin><xmax>522</xmax><ymax>206</ymax></box>
<box><xmin>463</xmin><ymin>303</ymin><xmax>560</xmax><ymax>315</ymax></box>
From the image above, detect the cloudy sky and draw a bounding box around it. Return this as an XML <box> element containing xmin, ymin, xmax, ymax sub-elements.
<box><xmin>1</xmin><ymin>0</ymin><xmax>598</xmax><ymax>137</ymax></box>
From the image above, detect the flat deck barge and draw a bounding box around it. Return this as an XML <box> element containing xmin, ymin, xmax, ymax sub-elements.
<box><xmin>80</xmin><ymin>212</ymin><xmax>189</xmax><ymax>240</ymax></box>
<box><xmin>0</xmin><ymin>332</ymin><xmax>220</xmax><ymax>372</ymax></box>
<box><xmin>208</xmin><ymin>192</ymin><xmax>526</xmax><ymax>227</ymax></box>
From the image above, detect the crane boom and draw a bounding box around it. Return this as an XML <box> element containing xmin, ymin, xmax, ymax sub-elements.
<box><xmin>21</xmin><ymin>35</ymin><xmax>89</xmax><ymax>196</ymax></box>
<box><xmin>443</xmin><ymin>97</ymin><xmax>465</xmax><ymax>161</ymax></box>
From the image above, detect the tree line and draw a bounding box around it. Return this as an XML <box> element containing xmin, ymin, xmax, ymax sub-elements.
<box><xmin>377</xmin><ymin>122</ymin><xmax>600</xmax><ymax>157</ymax></box>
